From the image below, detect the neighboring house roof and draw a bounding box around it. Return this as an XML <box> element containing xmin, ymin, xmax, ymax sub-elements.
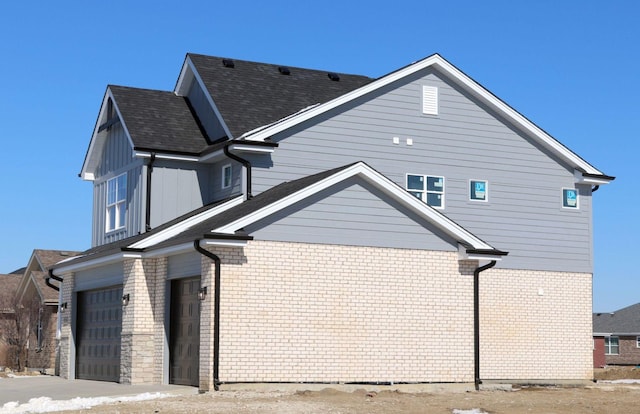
<box><xmin>593</xmin><ymin>303</ymin><xmax>640</xmax><ymax>335</ymax></box>
<box><xmin>185</xmin><ymin>54</ymin><xmax>374</xmax><ymax>138</ymax></box>
<box><xmin>30</xmin><ymin>271</ymin><xmax>58</xmax><ymax>304</ymax></box>
<box><xmin>54</xmin><ymin>162</ymin><xmax>506</xmax><ymax>274</ymax></box>
<box><xmin>109</xmin><ymin>85</ymin><xmax>211</xmax><ymax>154</ymax></box>
<box><xmin>0</xmin><ymin>273</ymin><xmax>21</xmax><ymax>312</ymax></box>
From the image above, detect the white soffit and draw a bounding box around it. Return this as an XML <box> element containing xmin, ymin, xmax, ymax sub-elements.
<box><xmin>242</xmin><ymin>54</ymin><xmax>605</xmax><ymax>177</ymax></box>
<box><xmin>213</xmin><ymin>162</ymin><xmax>495</xmax><ymax>251</ymax></box>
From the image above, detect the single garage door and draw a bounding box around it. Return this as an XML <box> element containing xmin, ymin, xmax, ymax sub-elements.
<box><xmin>76</xmin><ymin>286</ymin><xmax>123</xmax><ymax>382</ymax></box>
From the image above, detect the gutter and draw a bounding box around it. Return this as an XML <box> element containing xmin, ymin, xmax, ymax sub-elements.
<box><xmin>193</xmin><ymin>240</ymin><xmax>221</xmax><ymax>391</ymax></box>
<box><xmin>474</xmin><ymin>260</ymin><xmax>497</xmax><ymax>391</ymax></box>
<box><xmin>145</xmin><ymin>152</ymin><xmax>156</xmax><ymax>232</ymax></box>
<box><xmin>223</xmin><ymin>142</ymin><xmax>252</xmax><ymax>199</ymax></box>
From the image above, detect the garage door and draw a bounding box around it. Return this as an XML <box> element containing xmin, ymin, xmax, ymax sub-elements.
<box><xmin>169</xmin><ymin>277</ymin><xmax>200</xmax><ymax>386</ymax></box>
<box><xmin>76</xmin><ymin>286</ymin><xmax>123</xmax><ymax>382</ymax></box>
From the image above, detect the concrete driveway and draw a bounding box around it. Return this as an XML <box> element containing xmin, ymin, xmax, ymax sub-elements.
<box><xmin>0</xmin><ymin>375</ymin><xmax>196</xmax><ymax>406</ymax></box>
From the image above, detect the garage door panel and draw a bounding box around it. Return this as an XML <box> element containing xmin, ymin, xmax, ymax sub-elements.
<box><xmin>76</xmin><ymin>286</ymin><xmax>123</xmax><ymax>382</ymax></box>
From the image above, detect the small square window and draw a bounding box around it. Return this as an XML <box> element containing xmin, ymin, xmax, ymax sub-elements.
<box><xmin>562</xmin><ymin>188</ymin><xmax>579</xmax><ymax>209</ymax></box>
<box><xmin>636</xmin><ymin>336</ymin><xmax>640</xmax><ymax>348</ymax></box>
<box><xmin>470</xmin><ymin>180</ymin><xmax>488</xmax><ymax>201</ymax></box>
<box><xmin>222</xmin><ymin>164</ymin><xmax>232</xmax><ymax>189</ymax></box>
<box><xmin>406</xmin><ymin>174</ymin><xmax>444</xmax><ymax>209</ymax></box>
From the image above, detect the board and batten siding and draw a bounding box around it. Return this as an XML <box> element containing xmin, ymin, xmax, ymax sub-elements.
<box><xmin>249</xmin><ymin>68</ymin><xmax>593</xmax><ymax>273</ymax></box>
<box><xmin>92</xmin><ymin>123</ymin><xmax>145</xmax><ymax>247</ymax></box>
<box><xmin>246</xmin><ymin>176</ymin><xmax>456</xmax><ymax>251</ymax></box>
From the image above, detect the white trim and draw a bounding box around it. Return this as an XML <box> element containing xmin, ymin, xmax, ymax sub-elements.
<box><xmin>201</xmin><ymin>239</ymin><xmax>249</xmax><ymax>247</ymax></box>
<box><xmin>406</xmin><ymin>173</ymin><xmax>445</xmax><ymax>209</ymax></box>
<box><xmin>469</xmin><ymin>179</ymin><xmax>488</xmax><ymax>202</ymax></box>
<box><xmin>561</xmin><ymin>187</ymin><xmax>579</xmax><ymax>209</ymax></box>
<box><xmin>221</xmin><ymin>164</ymin><xmax>232</xmax><ymax>189</ymax></box>
<box><xmin>213</xmin><ymin>162</ymin><xmax>495</xmax><ymax>251</ymax></box>
<box><xmin>134</xmin><ymin>151</ymin><xmax>200</xmax><ymax>162</ymax></box>
<box><xmin>457</xmin><ymin>244</ymin><xmax>504</xmax><ymax>261</ymax></box>
<box><xmin>228</xmin><ymin>144</ymin><xmax>276</xmax><ymax>154</ymax></box>
<box><xmin>53</xmin><ymin>252</ymin><xmax>126</xmax><ymax>275</ymax></box>
<box><xmin>241</xmin><ymin>54</ymin><xmax>605</xmax><ymax>177</ymax></box>
<box><xmin>128</xmin><ymin>196</ymin><xmax>244</xmax><ymax>249</ymax></box>
<box><xmin>574</xmin><ymin>170</ymin><xmax>613</xmax><ymax>185</ymax></box>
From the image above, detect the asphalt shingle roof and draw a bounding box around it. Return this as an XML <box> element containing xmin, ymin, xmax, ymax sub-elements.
<box><xmin>109</xmin><ymin>85</ymin><xmax>210</xmax><ymax>155</ymax></box>
<box><xmin>593</xmin><ymin>303</ymin><xmax>640</xmax><ymax>334</ymax></box>
<box><xmin>188</xmin><ymin>54</ymin><xmax>373</xmax><ymax>138</ymax></box>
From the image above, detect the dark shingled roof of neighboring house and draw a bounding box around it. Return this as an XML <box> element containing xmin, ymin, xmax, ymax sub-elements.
<box><xmin>593</xmin><ymin>303</ymin><xmax>640</xmax><ymax>334</ymax></box>
<box><xmin>188</xmin><ymin>54</ymin><xmax>374</xmax><ymax>138</ymax></box>
<box><xmin>109</xmin><ymin>85</ymin><xmax>211</xmax><ymax>155</ymax></box>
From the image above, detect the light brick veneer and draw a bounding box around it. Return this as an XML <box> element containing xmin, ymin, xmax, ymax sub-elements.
<box><xmin>217</xmin><ymin>241</ymin><xmax>477</xmax><ymax>383</ymax></box>
<box><xmin>479</xmin><ymin>268</ymin><xmax>593</xmax><ymax>380</ymax></box>
<box><xmin>58</xmin><ymin>271</ymin><xmax>74</xmax><ymax>380</ymax></box>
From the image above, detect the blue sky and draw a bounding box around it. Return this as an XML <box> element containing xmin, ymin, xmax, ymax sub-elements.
<box><xmin>0</xmin><ymin>1</ymin><xmax>636</xmax><ymax>311</ymax></box>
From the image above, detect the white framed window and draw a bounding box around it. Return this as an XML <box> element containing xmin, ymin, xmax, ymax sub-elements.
<box><xmin>106</xmin><ymin>173</ymin><xmax>127</xmax><ymax>232</ymax></box>
<box><xmin>407</xmin><ymin>174</ymin><xmax>445</xmax><ymax>208</ymax></box>
<box><xmin>562</xmin><ymin>188</ymin><xmax>579</xmax><ymax>209</ymax></box>
<box><xmin>221</xmin><ymin>164</ymin><xmax>232</xmax><ymax>189</ymax></box>
<box><xmin>470</xmin><ymin>179</ymin><xmax>488</xmax><ymax>202</ymax></box>
<box><xmin>605</xmin><ymin>336</ymin><xmax>619</xmax><ymax>355</ymax></box>
<box><xmin>636</xmin><ymin>336</ymin><xmax>640</xmax><ymax>348</ymax></box>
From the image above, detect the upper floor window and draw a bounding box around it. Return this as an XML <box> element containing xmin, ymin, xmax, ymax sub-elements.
<box><xmin>605</xmin><ymin>336</ymin><xmax>619</xmax><ymax>355</ymax></box>
<box><xmin>407</xmin><ymin>174</ymin><xmax>444</xmax><ymax>209</ymax></box>
<box><xmin>222</xmin><ymin>164</ymin><xmax>232</xmax><ymax>189</ymax></box>
<box><xmin>106</xmin><ymin>173</ymin><xmax>127</xmax><ymax>232</ymax></box>
<box><xmin>562</xmin><ymin>188</ymin><xmax>579</xmax><ymax>209</ymax></box>
<box><xmin>470</xmin><ymin>180</ymin><xmax>488</xmax><ymax>202</ymax></box>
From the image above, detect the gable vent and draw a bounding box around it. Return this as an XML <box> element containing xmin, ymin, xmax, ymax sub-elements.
<box><xmin>222</xmin><ymin>59</ymin><xmax>235</xmax><ymax>68</ymax></box>
<box><xmin>422</xmin><ymin>85</ymin><xmax>438</xmax><ymax>115</ymax></box>
<box><xmin>327</xmin><ymin>72</ymin><xmax>340</xmax><ymax>81</ymax></box>
<box><xmin>278</xmin><ymin>66</ymin><xmax>291</xmax><ymax>75</ymax></box>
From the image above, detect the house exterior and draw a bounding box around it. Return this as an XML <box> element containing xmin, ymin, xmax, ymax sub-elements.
<box><xmin>0</xmin><ymin>272</ymin><xmax>22</xmax><ymax>368</ymax></box>
<box><xmin>593</xmin><ymin>304</ymin><xmax>640</xmax><ymax>367</ymax></box>
<box><xmin>52</xmin><ymin>53</ymin><xmax>613</xmax><ymax>391</ymax></box>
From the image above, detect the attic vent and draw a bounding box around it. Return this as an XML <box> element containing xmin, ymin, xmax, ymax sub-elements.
<box><xmin>222</xmin><ymin>59</ymin><xmax>235</xmax><ymax>68</ymax></box>
<box><xmin>422</xmin><ymin>85</ymin><xmax>438</xmax><ymax>115</ymax></box>
<box><xmin>327</xmin><ymin>72</ymin><xmax>340</xmax><ymax>81</ymax></box>
<box><xmin>278</xmin><ymin>66</ymin><xmax>291</xmax><ymax>75</ymax></box>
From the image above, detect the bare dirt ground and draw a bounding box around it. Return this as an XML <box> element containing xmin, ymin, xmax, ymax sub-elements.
<box><xmin>58</xmin><ymin>367</ymin><xmax>640</xmax><ymax>414</ymax></box>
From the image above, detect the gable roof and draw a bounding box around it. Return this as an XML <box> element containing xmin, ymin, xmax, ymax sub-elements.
<box><xmin>15</xmin><ymin>249</ymin><xmax>82</xmax><ymax>304</ymax></box>
<box><xmin>182</xmin><ymin>54</ymin><xmax>373</xmax><ymax>139</ymax></box>
<box><xmin>593</xmin><ymin>303</ymin><xmax>640</xmax><ymax>335</ymax></box>
<box><xmin>239</xmin><ymin>53</ymin><xmax>612</xmax><ymax>181</ymax></box>
<box><xmin>55</xmin><ymin>162</ymin><xmax>506</xmax><ymax>274</ymax></box>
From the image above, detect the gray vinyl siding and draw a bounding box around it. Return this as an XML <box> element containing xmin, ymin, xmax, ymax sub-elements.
<box><xmin>249</xmin><ymin>68</ymin><xmax>593</xmax><ymax>273</ymax></box>
<box><xmin>247</xmin><ymin>175</ymin><xmax>456</xmax><ymax>251</ymax></box>
<box><xmin>186</xmin><ymin>79</ymin><xmax>227</xmax><ymax>140</ymax></box>
<box><xmin>208</xmin><ymin>159</ymin><xmax>243</xmax><ymax>201</ymax></box>
<box><xmin>92</xmin><ymin>123</ymin><xmax>145</xmax><ymax>247</ymax></box>
<box><xmin>75</xmin><ymin>262</ymin><xmax>123</xmax><ymax>292</ymax></box>
<box><xmin>167</xmin><ymin>252</ymin><xmax>202</xmax><ymax>279</ymax></box>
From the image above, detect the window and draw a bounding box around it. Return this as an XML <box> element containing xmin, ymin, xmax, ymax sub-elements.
<box><xmin>407</xmin><ymin>174</ymin><xmax>445</xmax><ymax>208</ymax></box>
<box><xmin>106</xmin><ymin>173</ymin><xmax>127</xmax><ymax>231</ymax></box>
<box><xmin>562</xmin><ymin>188</ymin><xmax>578</xmax><ymax>209</ymax></box>
<box><xmin>637</xmin><ymin>336</ymin><xmax>640</xmax><ymax>348</ymax></box>
<box><xmin>470</xmin><ymin>180</ymin><xmax>488</xmax><ymax>201</ymax></box>
<box><xmin>222</xmin><ymin>164</ymin><xmax>232</xmax><ymax>189</ymax></box>
<box><xmin>605</xmin><ymin>336</ymin><xmax>619</xmax><ymax>355</ymax></box>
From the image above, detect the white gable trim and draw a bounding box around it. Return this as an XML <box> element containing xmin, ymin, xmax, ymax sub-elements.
<box><xmin>213</xmin><ymin>162</ymin><xmax>497</xmax><ymax>252</ymax></box>
<box><xmin>241</xmin><ymin>54</ymin><xmax>605</xmax><ymax>177</ymax></box>
<box><xmin>80</xmin><ymin>88</ymin><xmax>136</xmax><ymax>181</ymax></box>
<box><xmin>174</xmin><ymin>55</ymin><xmax>234</xmax><ymax>139</ymax></box>
<box><xmin>128</xmin><ymin>195</ymin><xmax>244</xmax><ymax>249</ymax></box>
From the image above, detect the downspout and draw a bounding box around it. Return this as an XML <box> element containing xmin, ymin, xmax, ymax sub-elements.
<box><xmin>474</xmin><ymin>260</ymin><xmax>497</xmax><ymax>391</ymax></box>
<box><xmin>145</xmin><ymin>152</ymin><xmax>156</xmax><ymax>232</ymax></box>
<box><xmin>46</xmin><ymin>268</ymin><xmax>61</xmax><ymax>292</ymax></box>
<box><xmin>194</xmin><ymin>240</ymin><xmax>221</xmax><ymax>391</ymax></box>
<box><xmin>223</xmin><ymin>143</ymin><xmax>252</xmax><ymax>199</ymax></box>
<box><xmin>592</xmin><ymin>185</ymin><xmax>600</xmax><ymax>193</ymax></box>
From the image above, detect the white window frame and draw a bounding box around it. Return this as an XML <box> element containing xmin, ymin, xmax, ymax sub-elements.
<box><xmin>562</xmin><ymin>187</ymin><xmax>579</xmax><ymax>209</ymax></box>
<box><xmin>406</xmin><ymin>174</ymin><xmax>445</xmax><ymax>209</ymax></box>
<box><xmin>469</xmin><ymin>179</ymin><xmax>488</xmax><ymax>202</ymax></box>
<box><xmin>221</xmin><ymin>164</ymin><xmax>232</xmax><ymax>189</ymax></box>
<box><xmin>605</xmin><ymin>336</ymin><xmax>619</xmax><ymax>355</ymax></box>
<box><xmin>636</xmin><ymin>336</ymin><xmax>640</xmax><ymax>348</ymax></box>
<box><xmin>106</xmin><ymin>173</ymin><xmax>127</xmax><ymax>232</ymax></box>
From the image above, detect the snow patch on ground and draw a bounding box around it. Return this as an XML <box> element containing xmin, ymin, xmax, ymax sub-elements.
<box><xmin>452</xmin><ymin>409</ymin><xmax>488</xmax><ymax>414</ymax></box>
<box><xmin>600</xmin><ymin>379</ymin><xmax>640</xmax><ymax>384</ymax></box>
<box><xmin>0</xmin><ymin>392</ymin><xmax>169</xmax><ymax>413</ymax></box>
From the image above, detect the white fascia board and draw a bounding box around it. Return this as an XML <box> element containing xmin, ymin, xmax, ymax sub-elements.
<box><xmin>128</xmin><ymin>196</ymin><xmax>244</xmax><ymax>249</ymax></box>
<box><xmin>574</xmin><ymin>170</ymin><xmax>612</xmax><ymax>185</ymax></box>
<box><xmin>134</xmin><ymin>151</ymin><xmax>201</xmax><ymax>162</ymax></box>
<box><xmin>457</xmin><ymin>244</ymin><xmax>503</xmax><ymax>261</ymax></box>
<box><xmin>52</xmin><ymin>252</ymin><xmax>127</xmax><ymax>275</ymax></box>
<box><xmin>243</xmin><ymin>54</ymin><xmax>604</xmax><ymax>176</ymax></box>
<box><xmin>229</xmin><ymin>144</ymin><xmax>275</xmax><ymax>154</ymax></box>
<box><xmin>81</xmin><ymin>88</ymin><xmax>136</xmax><ymax>181</ymax></box>
<box><xmin>175</xmin><ymin>56</ymin><xmax>234</xmax><ymax>139</ymax></box>
<box><xmin>201</xmin><ymin>238</ymin><xmax>249</xmax><ymax>247</ymax></box>
<box><xmin>213</xmin><ymin>162</ymin><xmax>494</xmax><ymax>251</ymax></box>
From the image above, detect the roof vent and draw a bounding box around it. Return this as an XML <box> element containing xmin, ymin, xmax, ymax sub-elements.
<box><xmin>222</xmin><ymin>59</ymin><xmax>235</xmax><ymax>68</ymax></box>
<box><xmin>327</xmin><ymin>72</ymin><xmax>340</xmax><ymax>81</ymax></box>
<box><xmin>278</xmin><ymin>66</ymin><xmax>291</xmax><ymax>75</ymax></box>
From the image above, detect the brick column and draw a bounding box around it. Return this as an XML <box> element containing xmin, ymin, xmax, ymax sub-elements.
<box><xmin>121</xmin><ymin>258</ymin><xmax>155</xmax><ymax>384</ymax></box>
<box><xmin>152</xmin><ymin>257</ymin><xmax>167</xmax><ymax>383</ymax></box>
<box><xmin>198</xmin><ymin>248</ymin><xmax>216</xmax><ymax>391</ymax></box>
<box><xmin>58</xmin><ymin>272</ymin><xmax>74</xmax><ymax>379</ymax></box>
